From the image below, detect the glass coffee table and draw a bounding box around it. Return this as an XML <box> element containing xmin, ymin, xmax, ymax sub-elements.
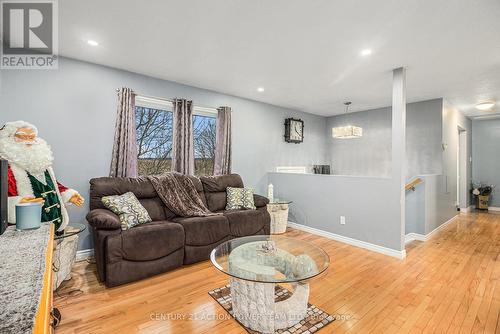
<box><xmin>210</xmin><ymin>235</ymin><xmax>329</xmax><ymax>333</ymax></box>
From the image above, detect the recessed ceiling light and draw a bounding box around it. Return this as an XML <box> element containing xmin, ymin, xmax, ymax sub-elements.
<box><xmin>257</xmin><ymin>87</ymin><xmax>265</xmax><ymax>92</ymax></box>
<box><xmin>475</xmin><ymin>101</ymin><xmax>495</xmax><ymax>111</ymax></box>
<box><xmin>87</xmin><ymin>40</ymin><xmax>99</xmax><ymax>46</ymax></box>
<box><xmin>361</xmin><ymin>49</ymin><xmax>372</xmax><ymax>56</ymax></box>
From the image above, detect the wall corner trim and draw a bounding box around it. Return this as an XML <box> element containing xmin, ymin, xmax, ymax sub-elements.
<box><xmin>404</xmin><ymin>233</ymin><xmax>426</xmax><ymax>243</ymax></box>
<box><xmin>287</xmin><ymin>222</ymin><xmax>406</xmax><ymax>260</ymax></box>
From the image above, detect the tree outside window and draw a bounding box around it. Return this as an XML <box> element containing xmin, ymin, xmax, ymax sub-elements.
<box><xmin>135</xmin><ymin>106</ymin><xmax>173</xmax><ymax>175</ymax></box>
<box><xmin>135</xmin><ymin>105</ymin><xmax>216</xmax><ymax>176</ymax></box>
<box><xmin>193</xmin><ymin>114</ymin><xmax>216</xmax><ymax>176</ymax></box>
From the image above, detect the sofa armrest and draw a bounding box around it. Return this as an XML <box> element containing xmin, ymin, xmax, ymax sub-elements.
<box><xmin>86</xmin><ymin>209</ymin><xmax>122</xmax><ymax>230</ymax></box>
<box><xmin>253</xmin><ymin>194</ymin><xmax>269</xmax><ymax>208</ymax></box>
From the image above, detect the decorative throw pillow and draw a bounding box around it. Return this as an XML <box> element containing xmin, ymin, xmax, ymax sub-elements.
<box><xmin>102</xmin><ymin>192</ymin><xmax>152</xmax><ymax>230</ymax></box>
<box><xmin>226</xmin><ymin>187</ymin><xmax>256</xmax><ymax>210</ymax></box>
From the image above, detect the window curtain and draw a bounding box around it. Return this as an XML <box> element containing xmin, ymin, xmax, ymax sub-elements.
<box><xmin>171</xmin><ymin>98</ymin><xmax>195</xmax><ymax>175</ymax></box>
<box><xmin>109</xmin><ymin>87</ymin><xmax>138</xmax><ymax>177</ymax></box>
<box><xmin>214</xmin><ymin>106</ymin><xmax>232</xmax><ymax>175</ymax></box>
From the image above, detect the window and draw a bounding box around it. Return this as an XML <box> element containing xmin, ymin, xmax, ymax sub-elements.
<box><xmin>193</xmin><ymin>114</ymin><xmax>216</xmax><ymax>176</ymax></box>
<box><xmin>134</xmin><ymin>96</ymin><xmax>217</xmax><ymax>176</ymax></box>
<box><xmin>135</xmin><ymin>104</ymin><xmax>173</xmax><ymax>176</ymax></box>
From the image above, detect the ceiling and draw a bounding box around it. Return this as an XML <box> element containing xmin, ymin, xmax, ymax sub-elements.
<box><xmin>59</xmin><ymin>0</ymin><xmax>500</xmax><ymax>117</ymax></box>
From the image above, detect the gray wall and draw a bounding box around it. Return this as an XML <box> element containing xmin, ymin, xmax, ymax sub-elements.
<box><xmin>442</xmin><ymin>103</ymin><xmax>473</xmax><ymax>210</ymax></box>
<box><xmin>268</xmin><ymin>173</ymin><xmax>403</xmax><ymax>251</ymax></box>
<box><xmin>326</xmin><ymin>99</ymin><xmax>472</xmax><ymax>238</ymax></box>
<box><xmin>405</xmin><ymin>174</ymin><xmax>456</xmax><ymax>236</ymax></box>
<box><xmin>0</xmin><ymin>57</ymin><xmax>473</xmax><ymax>252</ymax></box>
<box><xmin>404</xmin><ymin>103</ymin><xmax>473</xmax><ymax>237</ymax></box>
<box><xmin>407</xmin><ymin>100</ymin><xmax>443</xmax><ymax>178</ymax></box>
<box><xmin>326</xmin><ymin>107</ymin><xmax>392</xmax><ymax>177</ymax></box>
<box><xmin>405</xmin><ymin>183</ymin><xmax>425</xmax><ymax>235</ymax></box>
<box><xmin>325</xmin><ymin>99</ymin><xmax>443</xmax><ymax>178</ymax></box>
<box><xmin>472</xmin><ymin>118</ymin><xmax>500</xmax><ymax>207</ymax></box>
<box><xmin>0</xmin><ymin>57</ymin><xmax>327</xmax><ymax>251</ymax></box>
<box><xmin>423</xmin><ymin>175</ymin><xmax>455</xmax><ymax>234</ymax></box>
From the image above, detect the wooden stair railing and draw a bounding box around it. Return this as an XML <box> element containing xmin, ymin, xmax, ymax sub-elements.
<box><xmin>405</xmin><ymin>177</ymin><xmax>423</xmax><ymax>191</ymax></box>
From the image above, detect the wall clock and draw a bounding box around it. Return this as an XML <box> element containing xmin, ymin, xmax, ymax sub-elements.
<box><xmin>284</xmin><ymin>118</ymin><xmax>304</xmax><ymax>143</ymax></box>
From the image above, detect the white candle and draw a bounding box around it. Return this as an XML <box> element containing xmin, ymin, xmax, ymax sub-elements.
<box><xmin>268</xmin><ymin>184</ymin><xmax>274</xmax><ymax>203</ymax></box>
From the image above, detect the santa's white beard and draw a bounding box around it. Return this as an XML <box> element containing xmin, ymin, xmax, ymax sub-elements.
<box><xmin>0</xmin><ymin>136</ymin><xmax>54</xmax><ymax>176</ymax></box>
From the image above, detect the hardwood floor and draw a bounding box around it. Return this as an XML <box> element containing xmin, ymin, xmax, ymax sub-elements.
<box><xmin>54</xmin><ymin>211</ymin><xmax>500</xmax><ymax>333</ymax></box>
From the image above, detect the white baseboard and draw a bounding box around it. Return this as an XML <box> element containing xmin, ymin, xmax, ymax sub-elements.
<box><xmin>426</xmin><ymin>214</ymin><xmax>458</xmax><ymax>240</ymax></box>
<box><xmin>76</xmin><ymin>248</ymin><xmax>94</xmax><ymax>262</ymax></box>
<box><xmin>405</xmin><ymin>214</ymin><xmax>458</xmax><ymax>244</ymax></box>
<box><xmin>404</xmin><ymin>233</ymin><xmax>426</xmax><ymax>244</ymax></box>
<box><xmin>287</xmin><ymin>222</ymin><xmax>406</xmax><ymax>260</ymax></box>
<box><xmin>468</xmin><ymin>205</ymin><xmax>500</xmax><ymax>212</ymax></box>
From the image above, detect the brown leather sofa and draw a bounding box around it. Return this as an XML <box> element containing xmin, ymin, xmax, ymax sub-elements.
<box><xmin>86</xmin><ymin>174</ymin><xmax>270</xmax><ymax>287</ymax></box>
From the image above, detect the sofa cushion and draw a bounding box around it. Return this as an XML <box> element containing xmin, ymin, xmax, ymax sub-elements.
<box><xmin>105</xmin><ymin>248</ymin><xmax>184</xmax><ymax>287</ymax></box>
<box><xmin>187</xmin><ymin>175</ymin><xmax>208</xmax><ymax>207</ymax></box>
<box><xmin>173</xmin><ymin>215</ymin><xmax>230</xmax><ymax>246</ymax></box>
<box><xmin>226</xmin><ymin>187</ymin><xmax>256</xmax><ymax>210</ymax></box>
<box><xmin>204</xmin><ymin>192</ymin><xmax>227</xmax><ymax>213</ymax></box>
<box><xmin>90</xmin><ymin>177</ymin><xmax>157</xmax><ymax>210</ymax></box>
<box><xmin>200</xmin><ymin>174</ymin><xmax>244</xmax><ymax>212</ymax></box>
<box><xmin>89</xmin><ymin>177</ymin><xmax>176</xmax><ymax>220</ymax></box>
<box><xmin>109</xmin><ymin>221</ymin><xmax>184</xmax><ymax>262</ymax></box>
<box><xmin>183</xmin><ymin>237</ymin><xmax>231</xmax><ymax>265</ymax></box>
<box><xmin>140</xmin><ymin>197</ymin><xmax>174</xmax><ymax>221</ymax></box>
<box><xmin>223</xmin><ymin>209</ymin><xmax>268</xmax><ymax>237</ymax></box>
<box><xmin>200</xmin><ymin>174</ymin><xmax>244</xmax><ymax>192</ymax></box>
<box><xmin>102</xmin><ymin>192</ymin><xmax>152</xmax><ymax>230</ymax></box>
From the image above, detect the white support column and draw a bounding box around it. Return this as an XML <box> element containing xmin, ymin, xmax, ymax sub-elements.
<box><xmin>392</xmin><ymin>67</ymin><xmax>406</xmax><ymax>251</ymax></box>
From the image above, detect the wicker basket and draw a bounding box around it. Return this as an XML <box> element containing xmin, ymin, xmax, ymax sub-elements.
<box><xmin>267</xmin><ymin>204</ymin><xmax>289</xmax><ymax>234</ymax></box>
<box><xmin>477</xmin><ymin>195</ymin><xmax>490</xmax><ymax>210</ymax></box>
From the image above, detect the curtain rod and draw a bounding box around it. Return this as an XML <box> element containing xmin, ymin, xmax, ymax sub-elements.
<box><xmin>116</xmin><ymin>88</ymin><xmax>220</xmax><ymax>112</ymax></box>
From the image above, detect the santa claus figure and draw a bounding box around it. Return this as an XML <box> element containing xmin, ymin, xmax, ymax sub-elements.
<box><xmin>0</xmin><ymin>120</ymin><xmax>84</xmax><ymax>231</ymax></box>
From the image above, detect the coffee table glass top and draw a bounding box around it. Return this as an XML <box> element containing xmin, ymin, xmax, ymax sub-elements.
<box><xmin>210</xmin><ymin>235</ymin><xmax>329</xmax><ymax>283</ymax></box>
<box><xmin>268</xmin><ymin>199</ymin><xmax>293</xmax><ymax>205</ymax></box>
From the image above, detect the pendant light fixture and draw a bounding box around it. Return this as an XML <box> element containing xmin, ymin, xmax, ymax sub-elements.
<box><xmin>332</xmin><ymin>102</ymin><xmax>363</xmax><ymax>139</ymax></box>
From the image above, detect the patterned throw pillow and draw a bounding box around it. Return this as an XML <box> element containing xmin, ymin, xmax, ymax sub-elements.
<box><xmin>102</xmin><ymin>192</ymin><xmax>152</xmax><ymax>230</ymax></box>
<box><xmin>226</xmin><ymin>187</ymin><xmax>256</xmax><ymax>210</ymax></box>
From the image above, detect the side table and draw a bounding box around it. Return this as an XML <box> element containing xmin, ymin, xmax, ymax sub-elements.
<box><xmin>53</xmin><ymin>223</ymin><xmax>86</xmax><ymax>290</ymax></box>
<box><xmin>267</xmin><ymin>200</ymin><xmax>292</xmax><ymax>234</ymax></box>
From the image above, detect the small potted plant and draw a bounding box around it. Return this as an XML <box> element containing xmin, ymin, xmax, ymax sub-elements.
<box><xmin>471</xmin><ymin>182</ymin><xmax>494</xmax><ymax>210</ymax></box>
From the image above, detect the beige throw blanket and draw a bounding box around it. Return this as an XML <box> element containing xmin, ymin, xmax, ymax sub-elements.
<box><xmin>147</xmin><ymin>173</ymin><xmax>218</xmax><ymax>217</ymax></box>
